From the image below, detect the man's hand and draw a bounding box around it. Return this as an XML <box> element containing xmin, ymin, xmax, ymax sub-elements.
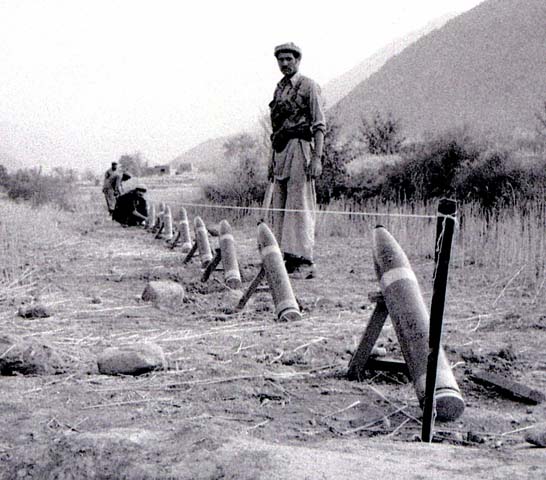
<box><xmin>307</xmin><ymin>155</ymin><xmax>322</xmax><ymax>179</ymax></box>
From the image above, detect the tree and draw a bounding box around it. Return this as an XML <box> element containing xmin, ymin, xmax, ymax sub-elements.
<box><xmin>0</xmin><ymin>164</ymin><xmax>9</xmax><ymax>188</ymax></box>
<box><xmin>359</xmin><ymin>111</ymin><xmax>405</xmax><ymax>154</ymax></box>
<box><xmin>118</xmin><ymin>152</ymin><xmax>148</xmax><ymax>177</ymax></box>
<box><xmin>536</xmin><ymin>99</ymin><xmax>546</xmax><ymax>139</ymax></box>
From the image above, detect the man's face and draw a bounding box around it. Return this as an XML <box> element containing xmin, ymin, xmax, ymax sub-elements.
<box><xmin>112</xmin><ymin>163</ymin><xmax>118</xmax><ymax>171</ymax></box>
<box><xmin>276</xmin><ymin>52</ymin><xmax>300</xmax><ymax>77</ymax></box>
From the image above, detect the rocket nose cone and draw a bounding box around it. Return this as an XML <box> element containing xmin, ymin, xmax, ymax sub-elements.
<box><xmin>373</xmin><ymin>226</ymin><xmax>411</xmax><ymax>273</ymax></box>
<box><xmin>219</xmin><ymin>220</ymin><xmax>231</xmax><ymax>235</ymax></box>
<box><xmin>257</xmin><ymin>222</ymin><xmax>276</xmax><ymax>250</ymax></box>
<box><xmin>194</xmin><ymin>216</ymin><xmax>204</xmax><ymax>228</ymax></box>
<box><xmin>372</xmin><ymin>251</ymin><xmax>382</xmax><ymax>280</ymax></box>
<box><xmin>179</xmin><ymin>207</ymin><xmax>187</xmax><ymax>219</ymax></box>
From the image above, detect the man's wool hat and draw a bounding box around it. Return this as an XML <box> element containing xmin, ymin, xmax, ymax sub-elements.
<box><xmin>135</xmin><ymin>184</ymin><xmax>147</xmax><ymax>192</ymax></box>
<box><xmin>274</xmin><ymin>42</ymin><xmax>302</xmax><ymax>58</ymax></box>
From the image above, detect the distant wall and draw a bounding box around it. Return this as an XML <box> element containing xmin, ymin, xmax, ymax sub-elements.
<box><xmin>152</xmin><ymin>165</ymin><xmax>173</xmax><ymax>175</ymax></box>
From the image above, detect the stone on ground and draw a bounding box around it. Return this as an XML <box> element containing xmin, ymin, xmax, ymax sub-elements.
<box><xmin>17</xmin><ymin>303</ymin><xmax>51</xmax><ymax>318</ymax></box>
<box><xmin>0</xmin><ymin>334</ymin><xmax>64</xmax><ymax>375</ymax></box>
<box><xmin>97</xmin><ymin>343</ymin><xmax>166</xmax><ymax>375</ymax></box>
<box><xmin>525</xmin><ymin>423</ymin><xmax>546</xmax><ymax>447</ymax></box>
<box><xmin>141</xmin><ymin>280</ymin><xmax>184</xmax><ymax>308</ymax></box>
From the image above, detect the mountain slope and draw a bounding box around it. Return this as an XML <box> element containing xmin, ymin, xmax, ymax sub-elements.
<box><xmin>171</xmin><ymin>136</ymin><xmax>230</xmax><ymax>172</ymax></box>
<box><xmin>322</xmin><ymin>13</ymin><xmax>456</xmax><ymax>108</ymax></box>
<box><xmin>332</xmin><ymin>0</ymin><xmax>546</xmax><ymax>138</ymax></box>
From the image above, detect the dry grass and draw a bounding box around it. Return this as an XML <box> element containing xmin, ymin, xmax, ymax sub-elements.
<box><xmin>0</xmin><ymin>198</ymin><xmax>84</xmax><ymax>304</ymax></box>
<box><xmin>317</xmin><ymin>197</ymin><xmax>546</xmax><ymax>290</ymax></box>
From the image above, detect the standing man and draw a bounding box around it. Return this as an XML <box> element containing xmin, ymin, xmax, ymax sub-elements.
<box><xmin>268</xmin><ymin>42</ymin><xmax>325</xmax><ymax>279</ymax></box>
<box><xmin>102</xmin><ymin>161</ymin><xmax>122</xmax><ymax>215</ymax></box>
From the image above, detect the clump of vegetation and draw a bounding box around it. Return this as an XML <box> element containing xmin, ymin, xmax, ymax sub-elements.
<box><xmin>315</xmin><ymin>117</ymin><xmax>354</xmax><ymax>204</ymax></box>
<box><xmin>0</xmin><ymin>201</ymin><xmax>79</xmax><ymax>304</ymax></box>
<box><xmin>378</xmin><ymin>129</ymin><xmax>482</xmax><ymax>203</ymax></box>
<box><xmin>201</xmin><ymin>108</ymin><xmax>546</xmax><ymax>214</ymax></box>
<box><xmin>202</xmin><ymin>133</ymin><xmax>269</xmax><ymax>206</ymax></box>
<box><xmin>359</xmin><ymin>110</ymin><xmax>406</xmax><ymax>154</ymax></box>
<box><xmin>3</xmin><ymin>166</ymin><xmax>76</xmax><ymax>211</ymax></box>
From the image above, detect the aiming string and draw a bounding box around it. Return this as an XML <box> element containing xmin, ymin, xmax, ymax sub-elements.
<box><xmin>177</xmin><ymin>202</ymin><xmax>437</xmax><ymax>219</ymax></box>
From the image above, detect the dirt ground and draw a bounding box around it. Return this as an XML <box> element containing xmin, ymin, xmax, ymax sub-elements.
<box><xmin>1</xmin><ymin>192</ymin><xmax>545</xmax><ymax>479</ymax></box>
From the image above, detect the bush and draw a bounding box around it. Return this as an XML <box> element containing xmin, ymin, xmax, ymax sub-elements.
<box><xmin>6</xmin><ymin>168</ymin><xmax>75</xmax><ymax>210</ymax></box>
<box><xmin>315</xmin><ymin>118</ymin><xmax>354</xmax><ymax>204</ymax></box>
<box><xmin>455</xmin><ymin>150</ymin><xmax>524</xmax><ymax>209</ymax></box>
<box><xmin>379</xmin><ymin>130</ymin><xmax>482</xmax><ymax>202</ymax></box>
<box><xmin>359</xmin><ymin>111</ymin><xmax>406</xmax><ymax>154</ymax></box>
<box><xmin>202</xmin><ymin>133</ymin><xmax>269</xmax><ymax>206</ymax></box>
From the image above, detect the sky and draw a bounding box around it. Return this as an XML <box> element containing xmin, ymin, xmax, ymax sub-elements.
<box><xmin>0</xmin><ymin>0</ymin><xmax>485</xmax><ymax>172</ymax></box>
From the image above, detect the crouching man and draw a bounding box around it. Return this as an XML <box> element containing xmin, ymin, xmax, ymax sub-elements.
<box><xmin>112</xmin><ymin>184</ymin><xmax>148</xmax><ymax>227</ymax></box>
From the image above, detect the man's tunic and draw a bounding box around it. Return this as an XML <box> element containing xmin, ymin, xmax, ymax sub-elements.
<box><xmin>112</xmin><ymin>189</ymin><xmax>148</xmax><ymax>226</ymax></box>
<box><xmin>269</xmin><ymin>72</ymin><xmax>325</xmax><ymax>262</ymax></box>
<box><xmin>102</xmin><ymin>168</ymin><xmax>122</xmax><ymax>213</ymax></box>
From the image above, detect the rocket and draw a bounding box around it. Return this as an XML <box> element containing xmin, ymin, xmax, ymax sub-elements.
<box><xmin>257</xmin><ymin>223</ymin><xmax>301</xmax><ymax>322</ymax></box>
<box><xmin>219</xmin><ymin>220</ymin><xmax>242</xmax><ymax>289</ymax></box>
<box><xmin>373</xmin><ymin>225</ymin><xmax>464</xmax><ymax>421</ymax></box>
<box><xmin>162</xmin><ymin>205</ymin><xmax>174</xmax><ymax>241</ymax></box>
<box><xmin>194</xmin><ymin>216</ymin><xmax>213</xmax><ymax>268</ymax></box>
<box><xmin>146</xmin><ymin>203</ymin><xmax>156</xmax><ymax>231</ymax></box>
<box><xmin>178</xmin><ymin>207</ymin><xmax>192</xmax><ymax>253</ymax></box>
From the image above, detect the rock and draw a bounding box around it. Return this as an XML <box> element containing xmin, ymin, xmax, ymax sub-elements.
<box><xmin>97</xmin><ymin>343</ymin><xmax>166</xmax><ymax>375</ymax></box>
<box><xmin>141</xmin><ymin>280</ymin><xmax>185</xmax><ymax>309</ymax></box>
<box><xmin>91</xmin><ymin>296</ymin><xmax>102</xmax><ymax>304</ymax></box>
<box><xmin>466</xmin><ymin>431</ymin><xmax>486</xmax><ymax>444</ymax></box>
<box><xmin>0</xmin><ymin>334</ymin><xmax>65</xmax><ymax>375</ymax></box>
<box><xmin>17</xmin><ymin>303</ymin><xmax>51</xmax><ymax>319</ymax></box>
<box><xmin>525</xmin><ymin>423</ymin><xmax>546</xmax><ymax>447</ymax></box>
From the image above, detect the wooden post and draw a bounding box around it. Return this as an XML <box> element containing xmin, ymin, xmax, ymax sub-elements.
<box><xmin>169</xmin><ymin>231</ymin><xmax>181</xmax><ymax>249</ymax></box>
<box><xmin>201</xmin><ymin>248</ymin><xmax>222</xmax><ymax>282</ymax></box>
<box><xmin>154</xmin><ymin>223</ymin><xmax>165</xmax><ymax>240</ymax></box>
<box><xmin>235</xmin><ymin>266</ymin><xmax>266</xmax><ymax>311</ymax></box>
<box><xmin>182</xmin><ymin>242</ymin><xmax>198</xmax><ymax>264</ymax></box>
<box><xmin>347</xmin><ymin>292</ymin><xmax>389</xmax><ymax>381</ymax></box>
<box><xmin>422</xmin><ymin>199</ymin><xmax>457</xmax><ymax>443</ymax></box>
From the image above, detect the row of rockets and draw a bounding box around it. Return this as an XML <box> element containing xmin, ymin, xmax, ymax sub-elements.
<box><xmin>142</xmin><ymin>202</ymin><xmax>465</xmax><ymax>423</ymax></box>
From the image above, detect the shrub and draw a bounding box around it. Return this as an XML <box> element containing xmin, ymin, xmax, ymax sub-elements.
<box><xmin>315</xmin><ymin>118</ymin><xmax>353</xmax><ymax>204</ymax></box>
<box><xmin>359</xmin><ymin>111</ymin><xmax>406</xmax><ymax>154</ymax></box>
<box><xmin>379</xmin><ymin>130</ymin><xmax>482</xmax><ymax>202</ymax></box>
<box><xmin>454</xmin><ymin>150</ymin><xmax>524</xmax><ymax>209</ymax></box>
<box><xmin>202</xmin><ymin>133</ymin><xmax>269</xmax><ymax>206</ymax></box>
<box><xmin>6</xmin><ymin>168</ymin><xmax>75</xmax><ymax>210</ymax></box>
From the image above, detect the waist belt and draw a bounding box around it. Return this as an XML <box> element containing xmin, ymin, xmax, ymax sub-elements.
<box><xmin>271</xmin><ymin>125</ymin><xmax>312</xmax><ymax>153</ymax></box>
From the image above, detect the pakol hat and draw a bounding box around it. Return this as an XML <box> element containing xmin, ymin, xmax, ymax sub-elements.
<box><xmin>135</xmin><ymin>184</ymin><xmax>147</xmax><ymax>192</ymax></box>
<box><xmin>274</xmin><ymin>42</ymin><xmax>302</xmax><ymax>58</ymax></box>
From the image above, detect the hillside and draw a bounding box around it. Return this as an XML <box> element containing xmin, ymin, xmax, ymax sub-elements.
<box><xmin>322</xmin><ymin>13</ymin><xmax>456</xmax><ymax>108</ymax></box>
<box><xmin>170</xmin><ymin>136</ymin><xmax>229</xmax><ymax>173</ymax></box>
<box><xmin>331</xmin><ymin>0</ymin><xmax>546</xmax><ymax>139</ymax></box>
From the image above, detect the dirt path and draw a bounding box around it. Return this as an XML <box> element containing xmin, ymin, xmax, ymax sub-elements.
<box><xmin>1</xmin><ymin>213</ymin><xmax>545</xmax><ymax>479</ymax></box>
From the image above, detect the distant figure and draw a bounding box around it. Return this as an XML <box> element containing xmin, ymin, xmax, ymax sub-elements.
<box><xmin>268</xmin><ymin>42</ymin><xmax>325</xmax><ymax>279</ymax></box>
<box><xmin>112</xmin><ymin>185</ymin><xmax>148</xmax><ymax>227</ymax></box>
<box><xmin>102</xmin><ymin>161</ymin><xmax>122</xmax><ymax>215</ymax></box>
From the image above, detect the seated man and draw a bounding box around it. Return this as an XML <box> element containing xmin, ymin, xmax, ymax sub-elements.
<box><xmin>112</xmin><ymin>184</ymin><xmax>148</xmax><ymax>227</ymax></box>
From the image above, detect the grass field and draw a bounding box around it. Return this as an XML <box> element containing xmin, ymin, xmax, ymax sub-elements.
<box><xmin>1</xmin><ymin>177</ymin><xmax>545</xmax><ymax>478</ymax></box>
